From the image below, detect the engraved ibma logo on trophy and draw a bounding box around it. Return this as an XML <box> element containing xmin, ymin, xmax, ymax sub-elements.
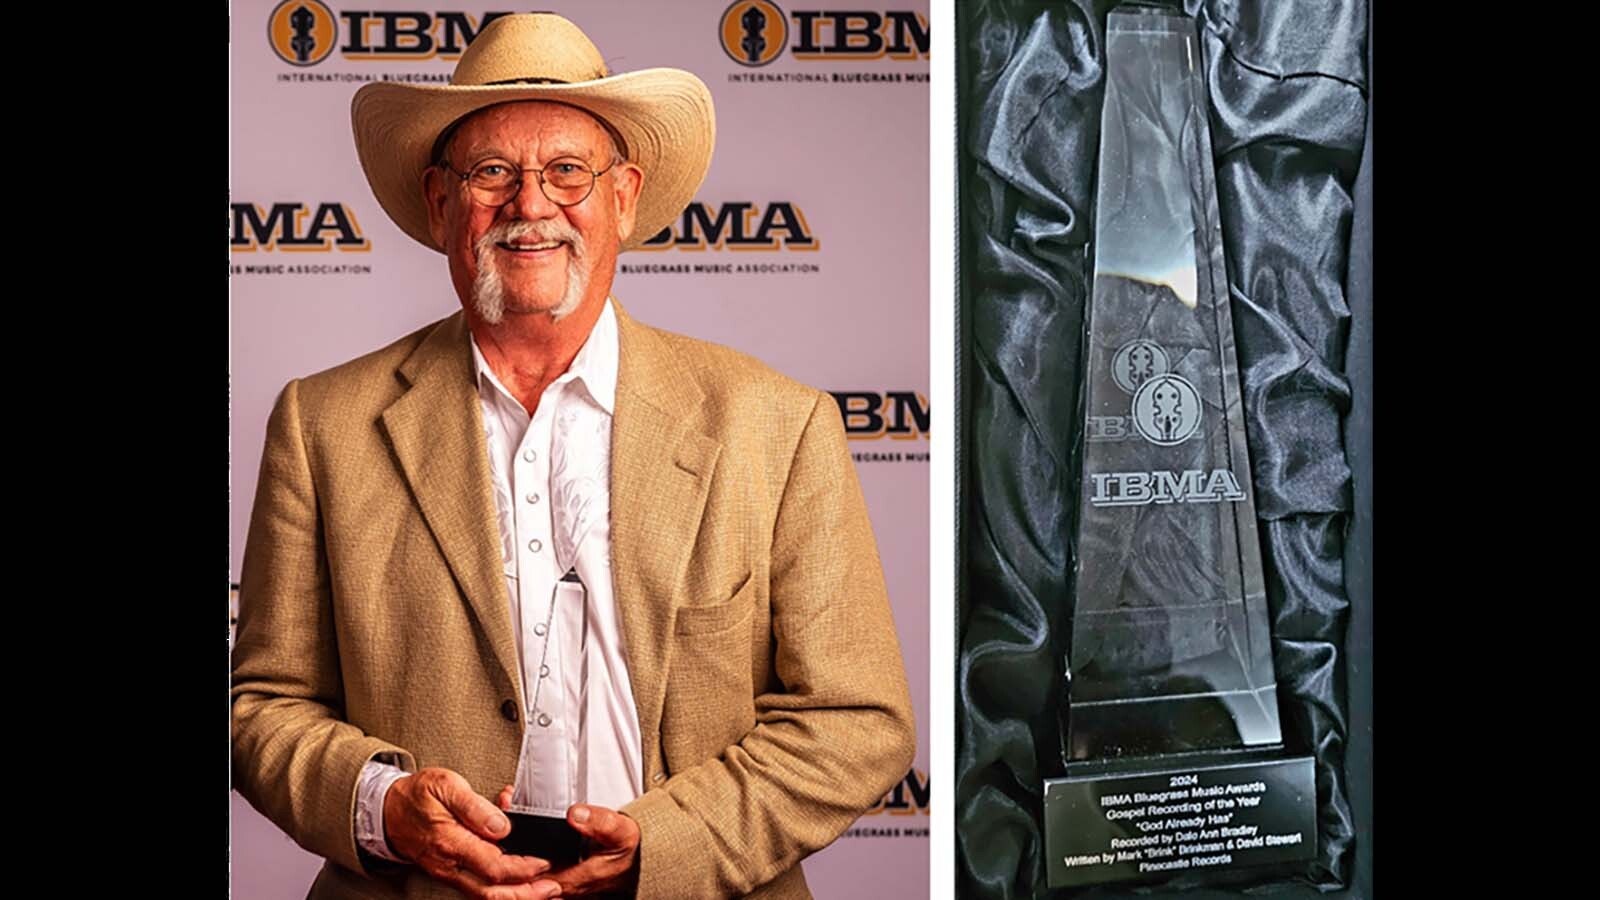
<box><xmin>1089</xmin><ymin>339</ymin><xmax>1242</xmax><ymax>508</ymax></box>
<box><xmin>1110</xmin><ymin>338</ymin><xmax>1167</xmax><ymax>394</ymax></box>
<box><xmin>1111</xmin><ymin>337</ymin><xmax>1202</xmax><ymax>447</ymax></box>
<box><xmin>1131</xmin><ymin>374</ymin><xmax>1201</xmax><ymax>446</ymax></box>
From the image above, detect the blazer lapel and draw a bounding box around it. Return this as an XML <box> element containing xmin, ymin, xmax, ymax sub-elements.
<box><xmin>610</xmin><ymin>303</ymin><xmax>722</xmax><ymax>769</ymax></box>
<box><xmin>380</xmin><ymin>312</ymin><xmax>524</xmax><ymax>713</ymax></box>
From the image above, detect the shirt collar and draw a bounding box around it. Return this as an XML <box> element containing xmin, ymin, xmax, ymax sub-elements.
<box><xmin>468</xmin><ymin>297</ymin><xmax>619</xmax><ymax>417</ymax></box>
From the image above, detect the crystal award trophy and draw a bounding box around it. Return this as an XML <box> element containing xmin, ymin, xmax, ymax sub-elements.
<box><xmin>498</xmin><ymin>573</ymin><xmax>588</xmax><ymax>868</ymax></box>
<box><xmin>1042</xmin><ymin>5</ymin><xmax>1316</xmax><ymax>888</ymax></box>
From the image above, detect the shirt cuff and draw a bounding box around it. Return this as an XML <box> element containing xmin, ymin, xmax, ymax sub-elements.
<box><xmin>356</xmin><ymin>758</ymin><xmax>411</xmax><ymax>863</ymax></box>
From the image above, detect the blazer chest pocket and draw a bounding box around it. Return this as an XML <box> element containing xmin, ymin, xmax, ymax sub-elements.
<box><xmin>661</xmin><ymin>573</ymin><xmax>759</xmax><ymax>765</ymax></box>
<box><xmin>674</xmin><ymin>573</ymin><xmax>757</xmax><ymax>636</ymax></box>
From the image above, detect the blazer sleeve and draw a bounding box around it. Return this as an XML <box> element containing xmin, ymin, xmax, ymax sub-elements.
<box><xmin>622</xmin><ymin>389</ymin><xmax>918</xmax><ymax>898</ymax></box>
<box><xmin>231</xmin><ymin>378</ymin><xmax>418</xmax><ymax>877</ymax></box>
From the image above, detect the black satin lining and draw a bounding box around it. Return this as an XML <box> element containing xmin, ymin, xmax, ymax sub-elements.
<box><xmin>957</xmin><ymin>2</ymin><xmax>1366</xmax><ymax>896</ymax></box>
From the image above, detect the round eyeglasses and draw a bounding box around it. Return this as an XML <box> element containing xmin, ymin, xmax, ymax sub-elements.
<box><xmin>437</xmin><ymin>156</ymin><xmax>620</xmax><ymax>208</ymax></box>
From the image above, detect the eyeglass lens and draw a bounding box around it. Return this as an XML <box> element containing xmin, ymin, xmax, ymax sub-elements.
<box><xmin>466</xmin><ymin>158</ymin><xmax>599</xmax><ymax>207</ymax></box>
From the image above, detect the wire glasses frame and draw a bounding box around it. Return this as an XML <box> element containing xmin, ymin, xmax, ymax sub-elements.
<box><xmin>436</xmin><ymin>156</ymin><xmax>622</xmax><ymax>208</ymax></box>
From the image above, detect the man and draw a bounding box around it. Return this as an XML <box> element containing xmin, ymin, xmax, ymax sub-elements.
<box><xmin>231</xmin><ymin>13</ymin><xmax>916</xmax><ymax>900</ymax></box>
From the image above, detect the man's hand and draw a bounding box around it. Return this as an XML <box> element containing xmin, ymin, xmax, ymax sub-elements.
<box><xmin>496</xmin><ymin>786</ymin><xmax>641</xmax><ymax>897</ymax></box>
<box><xmin>385</xmin><ymin>768</ymin><xmax>559</xmax><ymax>900</ymax></box>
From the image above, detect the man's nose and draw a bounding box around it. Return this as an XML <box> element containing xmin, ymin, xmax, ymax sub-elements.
<box><xmin>503</xmin><ymin>171</ymin><xmax>561</xmax><ymax>221</ymax></box>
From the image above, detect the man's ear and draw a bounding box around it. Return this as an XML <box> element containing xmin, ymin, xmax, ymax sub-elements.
<box><xmin>611</xmin><ymin>162</ymin><xmax>644</xmax><ymax>244</ymax></box>
<box><xmin>423</xmin><ymin>166</ymin><xmax>450</xmax><ymax>248</ymax></box>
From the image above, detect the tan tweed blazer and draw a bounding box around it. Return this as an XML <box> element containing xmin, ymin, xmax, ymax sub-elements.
<box><xmin>231</xmin><ymin>303</ymin><xmax>916</xmax><ymax>899</ymax></box>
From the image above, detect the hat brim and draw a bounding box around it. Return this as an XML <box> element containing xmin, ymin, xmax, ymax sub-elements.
<box><xmin>352</xmin><ymin>69</ymin><xmax>714</xmax><ymax>253</ymax></box>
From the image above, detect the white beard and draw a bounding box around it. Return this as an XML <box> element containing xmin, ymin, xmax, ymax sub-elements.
<box><xmin>471</xmin><ymin>219</ymin><xmax>588</xmax><ymax>324</ymax></box>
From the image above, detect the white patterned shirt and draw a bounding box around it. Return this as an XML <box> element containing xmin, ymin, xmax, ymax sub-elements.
<box><xmin>355</xmin><ymin>299</ymin><xmax>643</xmax><ymax>860</ymax></box>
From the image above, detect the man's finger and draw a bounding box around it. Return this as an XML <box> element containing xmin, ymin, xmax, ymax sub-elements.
<box><xmin>453</xmin><ymin>865</ymin><xmax>563</xmax><ymax>900</ymax></box>
<box><xmin>538</xmin><ymin>856</ymin><xmax>615</xmax><ymax>897</ymax></box>
<box><xmin>566</xmin><ymin>804</ymin><xmax>636</xmax><ymax>850</ymax></box>
<box><xmin>433</xmin><ymin>772</ymin><xmax>512</xmax><ymax>841</ymax></box>
<box><xmin>443</xmin><ymin>824</ymin><xmax>552</xmax><ymax>884</ymax></box>
<box><xmin>497</xmin><ymin>784</ymin><xmax>515</xmax><ymax>811</ymax></box>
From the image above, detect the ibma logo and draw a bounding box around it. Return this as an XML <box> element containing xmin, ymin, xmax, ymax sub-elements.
<box><xmin>267</xmin><ymin>2</ymin><xmax>511</xmax><ymax>66</ymax></box>
<box><xmin>230</xmin><ymin>203</ymin><xmax>371</xmax><ymax>252</ymax></box>
<box><xmin>719</xmin><ymin>1</ymin><xmax>929</xmax><ymax>67</ymax></box>
<box><xmin>639</xmin><ymin>202</ymin><xmax>818</xmax><ymax>251</ymax></box>
<box><xmin>269</xmin><ymin>0</ymin><xmax>337</xmax><ymax>66</ymax></box>
<box><xmin>830</xmin><ymin>391</ymin><xmax>929</xmax><ymax>440</ymax></box>
<box><xmin>862</xmin><ymin>768</ymin><xmax>929</xmax><ymax>816</ymax></box>
<box><xmin>1088</xmin><ymin>469</ymin><xmax>1246</xmax><ymax>508</ymax></box>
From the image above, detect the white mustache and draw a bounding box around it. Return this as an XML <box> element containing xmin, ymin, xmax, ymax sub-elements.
<box><xmin>478</xmin><ymin>219</ymin><xmax>586</xmax><ymax>259</ymax></box>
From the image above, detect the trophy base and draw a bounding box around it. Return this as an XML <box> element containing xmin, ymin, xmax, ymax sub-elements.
<box><xmin>498</xmin><ymin>812</ymin><xmax>583</xmax><ymax>870</ymax></box>
<box><xmin>1043</xmin><ymin>749</ymin><xmax>1316</xmax><ymax>889</ymax></box>
<box><xmin>1067</xmin><ymin>677</ymin><xmax>1284</xmax><ymax>760</ymax></box>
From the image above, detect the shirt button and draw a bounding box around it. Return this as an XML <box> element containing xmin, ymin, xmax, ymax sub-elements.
<box><xmin>539</xmin><ymin>664</ymin><xmax>550</xmax><ymax>678</ymax></box>
<box><xmin>526</xmin><ymin>493</ymin><xmax>540</xmax><ymax>504</ymax></box>
<box><xmin>651</xmin><ymin>773</ymin><xmax>666</xmax><ymax>784</ymax></box>
<box><xmin>533</xmin><ymin>623</ymin><xmax>547</xmax><ymax>637</ymax></box>
<box><xmin>523</xmin><ymin>449</ymin><xmax>538</xmax><ymax>462</ymax></box>
<box><xmin>500</xmin><ymin>700</ymin><xmax>518</xmax><ymax>722</ymax></box>
<box><xmin>537</xmin><ymin>713</ymin><xmax>552</xmax><ymax>727</ymax></box>
<box><xmin>528</xmin><ymin>538</ymin><xmax>542</xmax><ymax>553</ymax></box>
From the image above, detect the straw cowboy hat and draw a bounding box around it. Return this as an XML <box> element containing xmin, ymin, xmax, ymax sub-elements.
<box><xmin>351</xmin><ymin>13</ymin><xmax>715</xmax><ymax>253</ymax></box>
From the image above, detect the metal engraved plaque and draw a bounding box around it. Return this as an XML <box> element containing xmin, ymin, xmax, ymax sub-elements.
<box><xmin>1045</xmin><ymin>756</ymin><xmax>1316</xmax><ymax>888</ymax></box>
<box><xmin>1044</xmin><ymin>5</ymin><xmax>1315</xmax><ymax>887</ymax></box>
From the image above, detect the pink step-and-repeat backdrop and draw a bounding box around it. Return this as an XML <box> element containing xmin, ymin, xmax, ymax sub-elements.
<box><xmin>229</xmin><ymin>1</ymin><xmax>930</xmax><ymax>897</ymax></box>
